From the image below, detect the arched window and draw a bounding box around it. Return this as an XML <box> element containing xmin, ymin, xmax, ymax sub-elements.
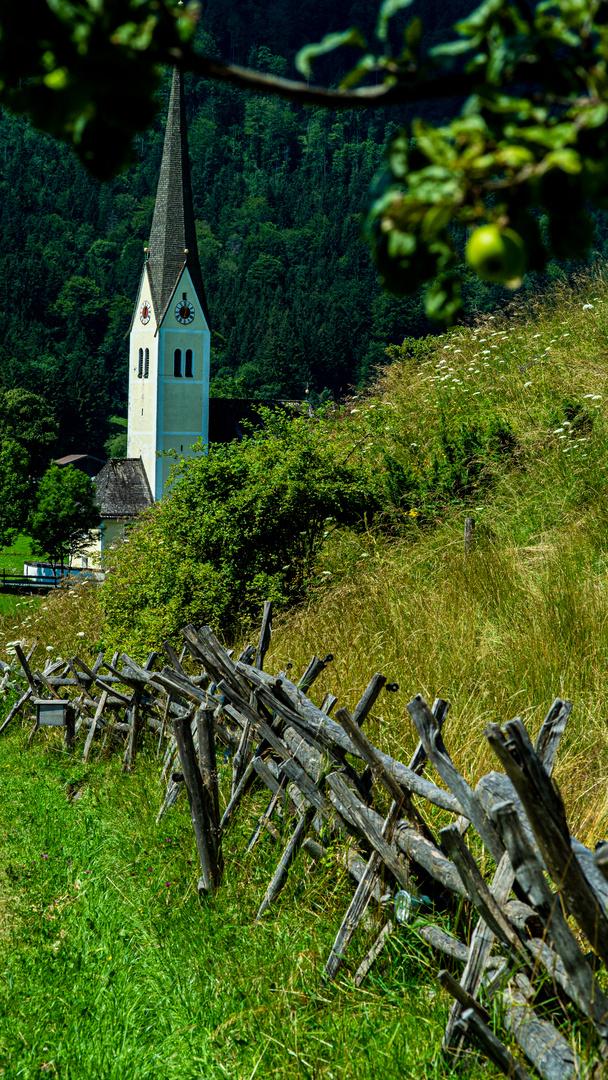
<box><xmin>185</xmin><ymin>349</ymin><xmax>193</xmax><ymax>378</ymax></box>
<box><xmin>138</xmin><ymin>348</ymin><xmax>143</xmax><ymax>378</ymax></box>
<box><xmin>174</xmin><ymin>348</ymin><xmax>182</xmax><ymax>377</ymax></box>
<box><xmin>144</xmin><ymin>348</ymin><xmax>150</xmax><ymax>379</ymax></box>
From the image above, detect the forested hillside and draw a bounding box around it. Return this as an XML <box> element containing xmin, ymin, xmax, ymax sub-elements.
<box><xmin>1</xmin><ymin>0</ymin><xmax>606</xmax><ymax>460</ymax></box>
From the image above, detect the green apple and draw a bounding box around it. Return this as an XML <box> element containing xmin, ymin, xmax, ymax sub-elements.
<box><xmin>465</xmin><ymin>225</ymin><xmax>527</xmax><ymax>283</ymax></box>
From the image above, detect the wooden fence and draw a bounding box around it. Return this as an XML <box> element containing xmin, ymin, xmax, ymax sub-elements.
<box><xmin>1</xmin><ymin>607</ymin><xmax>607</xmax><ymax>1079</ymax></box>
<box><xmin>0</xmin><ymin>568</ymin><xmax>105</xmax><ymax>595</ymax></box>
<box><xmin>0</xmin><ymin>571</ymin><xmax>59</xmax><ymax>595</ymax></box>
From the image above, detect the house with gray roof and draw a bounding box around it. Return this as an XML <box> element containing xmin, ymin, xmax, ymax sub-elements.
<box><xmin>90</xmin><ymin>457</ymin><xmax>153</xmax><ymax>558</ymax></box>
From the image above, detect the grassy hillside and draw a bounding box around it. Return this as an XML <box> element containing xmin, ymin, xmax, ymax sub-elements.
<box><xmin>263</xmin><ymin>268</ymin><xmax>608</xmax><ymax>845</ymax></box>
<box><xmin>2</xmin><ymin>270</ymin><xmax>608</xmax><ymax>1076</ymax></box>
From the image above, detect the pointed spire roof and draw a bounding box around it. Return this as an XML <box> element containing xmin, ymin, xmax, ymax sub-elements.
<box><xmin>147</xmin><ymin>68</ymin><xmax>209</xmax><ymax>325</ymax></box>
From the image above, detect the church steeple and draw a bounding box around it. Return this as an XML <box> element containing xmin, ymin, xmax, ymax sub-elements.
<box><xmin>147</xmin><ymin>67</ymin><xmax>208</xmax><ymax>326</ymax></box>
<box><xmin>126</xmin><ymin>66</ymin><xmax>211</xmax><ymax>500</ymax></box>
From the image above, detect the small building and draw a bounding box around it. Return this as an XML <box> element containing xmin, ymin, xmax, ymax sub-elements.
<box><xmin>90</xmin><ymin>457</ymin><xmax>154</xmax><ymax>558</ymax></box>
<box><xmin>54</xmin><ymin>453</ymin><xmax>106</xmax><ymax>478</ymax></box>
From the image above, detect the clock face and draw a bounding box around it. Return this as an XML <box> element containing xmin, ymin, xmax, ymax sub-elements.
<box><xmin>140</xmin><ymin>301</ymin><xmax>151</xmax><ymax>325</ymax></box>
<box><xmin>175</xmin><ymin>299</ymin><xmax>195</xmax><ymax>324</ymax></box>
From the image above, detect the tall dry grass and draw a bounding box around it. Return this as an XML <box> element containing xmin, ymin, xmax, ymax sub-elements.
<box><xmin>266</xmin><ymin>519</ymin><xmax>608</xmax><ymax>845</ymax></box>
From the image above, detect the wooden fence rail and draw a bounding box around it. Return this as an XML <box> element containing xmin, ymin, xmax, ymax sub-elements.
<box><xmin>1</xmin><ymin>607</ymin><xmax>606</xmax><ymax>1078</ymax></box>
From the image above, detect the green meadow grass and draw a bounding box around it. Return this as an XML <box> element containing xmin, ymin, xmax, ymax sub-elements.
<box><xmin>0</xmin><ymin>536</ymin><xmax>33</xmax><ymax>575</ymax></box>
<box><xmin>0</xmin><ymin>723</ymin><xmax>493</xmax><ymax>1080</ymax></box>
<box><xmin>4</xmin><ymin>272</ymin><xmax>608</xmax><ymax>1076</ymax></box>
<box><xmin>0</xmin><ymin>537</ymin><xmax>37</xmax><ymax>616</ymax></box>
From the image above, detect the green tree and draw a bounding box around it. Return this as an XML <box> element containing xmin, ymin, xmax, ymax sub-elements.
<box><xmin>0</xmin><ymin>392</ymin><xmax>59</xmax><ymax>548</ymax></box>
<box><xmin>2</xmin><ymin>0</ymin><xmax>607</xmax><ymax>322</ymax></box>
<box><xmin>0</xmin><ymin>389</ymin><xmax>58</xmax><ymax>475</ymax></box>
<box><xmin>0</xmin><ymin>438</ymin><xmax>31</xmax><ymax>548</ymax></box>
<box><xmin>104</xmin><ymin>416</ymin><xmax>128</xmax><ymax>459</ymax></box>
<box><xmin>28</xmin><ymin>464</ymin><xmax>101</xmax><ymax>574</ymax></box>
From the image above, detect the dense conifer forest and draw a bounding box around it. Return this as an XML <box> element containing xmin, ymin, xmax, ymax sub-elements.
<box><xmin>1</xmin><ymin>0</ymin><xmax>607</xmax><ymax>460</ymax></box>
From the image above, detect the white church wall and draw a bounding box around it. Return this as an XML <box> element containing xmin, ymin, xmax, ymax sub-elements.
<box><xmin>127</xmin><ymin>268</ymin><xmax>159</xmax><ymax>493</ymax></box>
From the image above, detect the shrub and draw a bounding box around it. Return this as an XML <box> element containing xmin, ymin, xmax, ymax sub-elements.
<box><xmin>382</xmin><ymin>408</ymin><xmax>516</xmax><ymax>518</ymax></box>
<box><xmin>102</xmin><ymin>408</ymin><xmax>379</xmax><ymax>654</ymax></box>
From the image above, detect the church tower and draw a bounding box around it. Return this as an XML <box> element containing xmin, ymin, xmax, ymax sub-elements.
<box><xmin>127</xmin><ymin>68</ymin><xmax>211</xmax><ymax>499</ymax></box>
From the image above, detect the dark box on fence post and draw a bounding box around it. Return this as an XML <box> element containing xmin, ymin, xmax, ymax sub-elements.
<box><xmin>34</xmin><ymin>700</ymin><xmax>75</xmax><ymax>751</ymax></box>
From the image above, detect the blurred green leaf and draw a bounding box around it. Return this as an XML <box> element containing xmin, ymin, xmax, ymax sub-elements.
<box><xmin>339</xmin><ymin>53</ymin><xmax>377</xmax><ymax>89</ymax></box>
<box><xmin>430</xmin><ymin>35</ymin><xmax>483</xmax><ymax>57</ymax></box>
<box><xmin>455</xmin><ymin>0</ymin><xmax>508</xmax><ymax>36</ymax></box>
<box><xmin>404</xmin><ymin>16</ymin><xmax>423</xmax><ymax>52</ymax></box>
<box><xmin>375</xmin><ymin>0</ymin><xmax>416</xmax><ymax>43</ymax></box>
<box><xmin>295</xmin><ymin>28</ymin><xmax>366</xmax><ymax>79</ymax></box>
<box><xmin>544</xmin><ymin>148</ymin><xmax>581</xmax><ymax>173</ymax></box>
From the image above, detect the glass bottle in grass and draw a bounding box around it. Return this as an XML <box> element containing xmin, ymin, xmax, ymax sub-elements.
<box><xmin>394</xmin><ymin>889</ymin><xmax>430</xmax><ymax>923</ymax></box>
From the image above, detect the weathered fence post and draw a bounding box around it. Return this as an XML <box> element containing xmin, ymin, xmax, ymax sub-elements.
<box><xmin>173</xmin><ymin>711</ymin><xmax>216</xmax><ymax>894</ymax></box>
<box><xmin>464</xmin><ymin>516</ymin><xmax>475</xmax><ymax>554</ymax></box>
<box><xmin>64</xmin><ymin>704</ymin><xmax>75</xmax><ymax>751</ymax></box>
<box><xmin>196</xmin><ymin>706</ymin><xmax>222</xmax><ymax>887</ymax></box>
<box><xmin>255</xmin><ymin>600</ymin><xmax>273</xmax><ymax>670</ymax></box>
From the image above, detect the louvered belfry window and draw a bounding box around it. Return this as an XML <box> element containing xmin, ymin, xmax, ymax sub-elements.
<box><xmin>138</xmin><ymin>348</ymin><xmax>143</xmax><ymax>378</ymax></box>
<box><xmin>185</xmin><ymin>349</ymin><xmax>193</xmax><ymax>378</ymax></box>
<box><xmin>144</xmin><ymin>348</ymin><xmax>150</xmax><ymax>379</ymax></box>
<box><xmin>174</xmin><ymin>349</ymin><xmax>182</xmax><ymax>377</ymax></box>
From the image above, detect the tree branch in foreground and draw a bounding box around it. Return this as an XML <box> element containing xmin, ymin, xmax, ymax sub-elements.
<box><xmin>168</xmin><ymin>49</ymin><xmax>474</xmax><ymax>110</ymax></box>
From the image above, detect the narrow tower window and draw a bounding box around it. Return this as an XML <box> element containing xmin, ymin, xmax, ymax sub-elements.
<box><xmin>174</xmin><ymin>349</ymin><xmax>182</xmax><ymax>377</ymax></box>
<box><xmin>138</xmin><ymin>348</ymin><xmax>143</xmax><ymax>378</ymax></box>
<box><xmin>185</xmin><ymin>349</ymin><xmax>193</xmax><ymax>378</ymax></box>
<box><xmin>144</xmin><ymin>348</ymin><xmax>150</xmax><ymax>378</ymax></box>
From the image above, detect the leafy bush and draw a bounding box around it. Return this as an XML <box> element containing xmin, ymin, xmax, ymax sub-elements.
<box><xmin>426</xmin><ymin>411</ymin><xmax>517</xmax><ymax>502</ymax></box>
<box><xmin>381</xmin><ymin>409</ymin><xmax>516</xmax><ymax>518</ymax></box>
<box><xmin>102</xmin><ymin>409</ymin><xmax>379</xmax><ymax>654</ymax></box>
